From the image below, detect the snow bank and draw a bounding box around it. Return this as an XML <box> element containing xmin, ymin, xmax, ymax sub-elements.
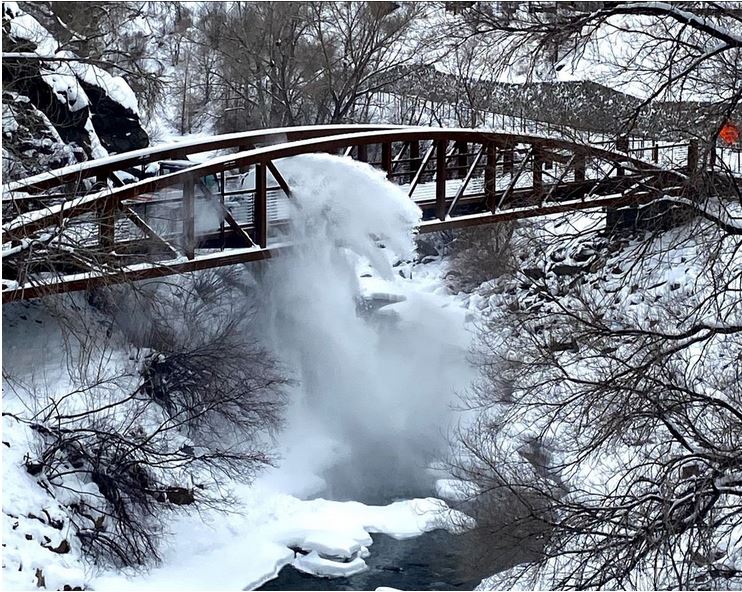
<box><xmin>91</xmin><ymin>487</ymin><xmax>466</xmax><ymax>591</ymax></box>
<box><xmin>2</xmin><ymin>417</ymin><xmax>88</xmax><ymax>592</ymax></box>
<box><xmin>294</xmin><ymin>552</ymin><xmax>368</xmax><ymax>578</ymax></box>
<box><xmin>2</xmin><ymin>296</ymin><xmax>473</xmax><ymax>592</ymax></box>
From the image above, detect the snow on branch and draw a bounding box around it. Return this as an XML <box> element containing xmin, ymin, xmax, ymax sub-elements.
<box><xmin>606</xmin><ymin>2</ymin><xmax>742</xmax><ymax>48</ymax></box>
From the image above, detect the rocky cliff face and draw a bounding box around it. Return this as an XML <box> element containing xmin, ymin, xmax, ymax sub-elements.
<box><xmin>1</xmin><ymin>90</ymin><xmax>82</xmax><ymax>180</ymax></box>
<box><xmin>1</xmin><ymin>1</ymin><xmax>149</xmax><ymax>181</ymax></box>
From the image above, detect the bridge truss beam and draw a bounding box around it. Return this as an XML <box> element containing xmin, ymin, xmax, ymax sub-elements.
<box><xmin>1</xmin><ymin>126</ymin><xmax>710</xmax><ymax>303</ymax></box>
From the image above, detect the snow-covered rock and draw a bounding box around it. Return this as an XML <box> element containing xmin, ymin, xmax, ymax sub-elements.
<box><xmin>1</xmin><ymin>1</ymin><xmax>149</xmax><ymax>180</ymax></box>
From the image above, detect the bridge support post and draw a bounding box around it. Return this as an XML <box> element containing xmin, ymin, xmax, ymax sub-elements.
<box><xmin>616</xmin><ymin>136</ymin><xmax>629</xmax><ymax>176</ymax></box>
<box><xmin>98</xmin><ymin>199</ymin><xmax>116</xmax><ymax>255</ymax></box>
<box><xmin>239</xmin><ymin>145</ymin><xmax>251</xmax><ymax>174</ymax></box>
<box><xmin>574</xmin><ymin>152</ymin><xmax>586</xmax><ymax>183</ymax></box>
<box><xmin>503</xmin><ymin>145</ymin><xmax>514</xmax><ymax>175</ymax></box>
<box><xmin>687</xmin><ymin>139</ymin><xmax>699</xmax><ymax>174</ymax></box>
<box><xmin>607</xmin><ymin>138</ymin><xmax>638</xmax><ymax>232</ymax></box>
<box><xmin>357</xmin><ymin>144</ymin><xmax>368</xmax><ymax>163</ymax></box>
<box><xmin>436</xmin><ymin>140</ymin><xmax>447</xmax><ymax>221</ymax></box>
<box><xmin>409</xmin><ymin>141</ymin><xmax>421</xmax><ymax>184</ymax></box>
<box><xmin>532</xmin><ymin>145</ymin><xmax>544</xmax><ymax>196</ymax></box>
<box><xmin>183</xmin><ymin>177</ymin><xmax>195</xmax><ymax>259</ymax></box>
<box><xmin>485</xmin><ymin>142</ymin><xmax>497</xmax><ymax>212</ymax></box>
<box><xmin>455</xmin><ymin>141</ymin><xmax>468</xmax><ymax>179</ymax></box>
<box><xmin>96</xmin><ymin>173</ymin><xmax>115</xmax><ymax>255</ymax></box>
<box><xmin>255</xmin><ymin>162</ymin><xmax>267</xmax><ymax>248</ymax></box>
<box><xmin>382</xmin><ymin>142</ymin><xmax>392</xmax><ymax>179</ymax></box>
<box><xmin>219</xmin><ymin>171</ymin><xmax>226</xmax><ymax>246</ymax></box>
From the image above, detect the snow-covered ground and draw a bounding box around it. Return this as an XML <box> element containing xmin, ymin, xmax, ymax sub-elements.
<box><xmin>2</xmin><ymin>283</ymin><xmax>473</xmax><ymax>591</ymax></box>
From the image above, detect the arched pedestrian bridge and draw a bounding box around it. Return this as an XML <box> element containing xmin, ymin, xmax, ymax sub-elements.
<box><xmin>2</xmin><ymin>124</ymin><xmax>736</xmax><ymax>302</ymax></box>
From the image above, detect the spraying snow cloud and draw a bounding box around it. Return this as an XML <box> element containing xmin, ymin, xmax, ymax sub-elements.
<box><xmin>258</xmin><ymin>154</ymin><xmax>473</xmax><ymax>503</ymax></box>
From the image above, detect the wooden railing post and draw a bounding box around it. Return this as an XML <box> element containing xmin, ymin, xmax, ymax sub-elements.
<box><xmin>381</xmin><ymin>142</ymin><xmax>392</xmax><ymax>178</ymax></box>
<box><xmin>485</xmin><ymin>142</ymin><xmax>497</xmax><ymax>212</ymax></box>
<box><xmin>532</xmin><ymin>144</ymin><xmax>543</xmax><ymax>195</ymax></box>
<box><xmin>183</xmin><ymin>176</ymin><xmax>195</xmax><ymax>260</ymax></box>
<box><xmin>254</xmin><ymin>162</ymin><xmax>267</xmax><ymax>248</ymax></box>
<box><xmin>435</xmin><ymin>139</ymin><xmax>447</xmax><ymax>221</ymax></box>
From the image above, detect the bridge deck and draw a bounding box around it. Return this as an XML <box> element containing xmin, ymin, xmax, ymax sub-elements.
<box><xmin>32</xmin><ymin>167</ymin><xmax>589</xmax><ymax>252</ymax></box>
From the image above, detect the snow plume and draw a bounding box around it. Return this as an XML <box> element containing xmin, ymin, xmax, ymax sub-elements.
<box><xmin>261</xmin><ymin>153</ymin><xmax>469</xmax><ymax>502</ymax></box>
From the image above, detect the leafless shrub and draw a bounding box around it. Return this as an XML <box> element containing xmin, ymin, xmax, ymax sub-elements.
<box><xmin>455</xmin><ymin>214</ymin><xmax>742</xmax><ymax>589</ymax></box>
<box><xmin>444</xmin><ymin>222</ymin><xmax>518</xmax><ymax>292</ymax></box>
<box><xmin>12</xmin><ymin>269</ymin><xmax>289</xmax><ymax>568</ymax></box>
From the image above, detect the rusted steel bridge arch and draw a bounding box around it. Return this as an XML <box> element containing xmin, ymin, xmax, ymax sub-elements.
<box><xmin>3</xmin><ymin>124</ymin><xmax>407</xmax><ymax>197</ymax></box>
<box><xmin>2</xmin><ymin>125</ymin><xmax>698</xmax><ymax>303</ymax></box>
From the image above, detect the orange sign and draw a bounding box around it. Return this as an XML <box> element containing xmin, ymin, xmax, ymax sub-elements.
<box><xmin>720</xmin><ymin>122</ymin><xmax>740</xmax><ymax>145</ymax></box>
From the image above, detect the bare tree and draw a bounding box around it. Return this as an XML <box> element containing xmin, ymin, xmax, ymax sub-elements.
<box><xmin>455</xmin><ymin>211</ymin><xmax>742</xmax><ymax>589</ymax></box>
<box><xmin>443</xmin><ymin>38</ymin><xmax>504</xmax><ymax>128</ymax></box>
<box><xmin>443</xmin><ymin>3</ymin><xmax>742</xmax><ymax>589</ymax></box>
<box><xmin>450</xmin><ymin>1</ymin><xmax>742</xmax><ymax>143</ymax></box>
<box><xmin>168</xmin><ymin>1</ymin><xmax>435</xmax><ymax>132</ymax></box>
<box><xmin>307</xmin><ymin>1</ymin><xmax>430</xmax><ymax>123</ymax></box>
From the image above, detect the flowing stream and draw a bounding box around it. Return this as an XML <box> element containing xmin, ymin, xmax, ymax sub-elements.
<box><xmin>258</xmin><ymin>530</ymin><xmax>482</xmax><ymax>591</ymax></box>
<box><xmin>249</xmin><ymin>155</ymin><xmax>538</xmax><ymax>590</ymax></box>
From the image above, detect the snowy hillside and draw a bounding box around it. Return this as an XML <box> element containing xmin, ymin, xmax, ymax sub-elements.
<box><xmin>2</xmin><ymin>2</ymin><xmax>148</xmax><ymax>179</ymax></box>
<box><xmin>452</xmin><ymin>208</ymin><xmax>742</xmax><ymax>590</ymax></box>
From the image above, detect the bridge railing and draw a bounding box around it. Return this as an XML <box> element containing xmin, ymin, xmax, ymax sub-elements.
<box><xmin>4</xmin><ymin>128</ymin><xmax>738</xmax><ymax>229</ymax></box>
<box><xmin>364</xmin><ymin>91</ymin><xmax>742</xmax><ymax>176</ymax></box>
<box><xmin>2</xmin><ymin>124</ymin><xmax>407</xmax><ymax>199</ymax></box>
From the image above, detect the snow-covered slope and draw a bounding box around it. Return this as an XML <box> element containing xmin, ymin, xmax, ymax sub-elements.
<box><xmin>452</xmin><ymin>207</ymin><xmax>742</xmax><ymax>590</ymax></box>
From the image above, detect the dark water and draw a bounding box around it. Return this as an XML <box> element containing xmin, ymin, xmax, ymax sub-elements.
<box><xmin>255</xmin><ymin>488</ymin><xmax>545</xmax><ymax>591</ymax></box>
<box><xmin>256</xmin><ymin>455</ymin><xmax>546</xmax><ymax>590</ymax></box>
<box><xmin>257</xmin><ymin>530</ymin><xmax>483</xmax><ymax>591</ymax></box>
